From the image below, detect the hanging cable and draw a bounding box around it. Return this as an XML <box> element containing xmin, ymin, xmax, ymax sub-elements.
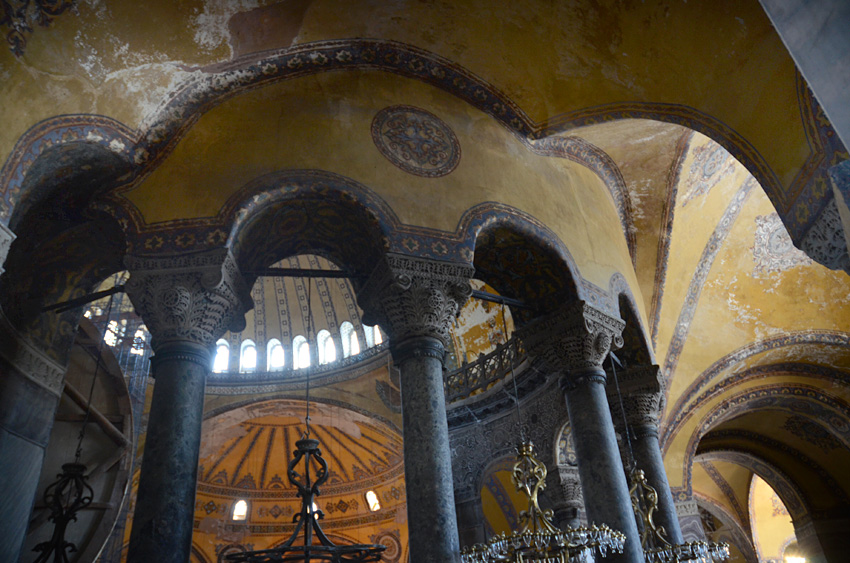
<box><xmin>75</xmin><ymin>272</ymin><xmax>120</xmax><ymax>463</ymax></box>
<box><xmin>304</xmin><ymin>278</ymin><xmax>313</xmax><ymax>438</ymax></box>
<box><xmin>501</xmin><ymin>302</ymin><xmax>525</xmax><ymax>443</ymax></box>
<box><xmin>609</xmin><ymin>352</ymin><xmax>635</xmax><ymax>471</ymax></box>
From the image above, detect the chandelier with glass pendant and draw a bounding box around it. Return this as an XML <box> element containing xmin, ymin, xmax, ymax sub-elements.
<box><xmin>460</xmin><ymin>441</ymin><xmax>626</xmax><ymax>563</ymax></box>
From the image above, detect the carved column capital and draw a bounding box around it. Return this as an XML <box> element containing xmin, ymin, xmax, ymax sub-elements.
<box><xmin>607</xmin><ymin>365</ymin><xmax>664</xmax><ymax>435</ymax></box>
<box><xmin>125</xmin><ymin>249</ymin><xmax>253</xmax><ymax>350</ymax></box>
<box><xmin>557</xmin><ymin>466</ymin><xmax>584</xmax><ymax>511</ymax></box>
<box><xmin>517</xmin><ymin>301</ymin><xmax>624</xmax><ymax>381</ymax></box>
<box><xmin>357</xmin><ymin>253</ymin><xmax>474</xmax><ymax>351</ymax></box>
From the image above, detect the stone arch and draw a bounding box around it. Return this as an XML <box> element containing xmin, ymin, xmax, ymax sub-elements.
<box><xmin>693</xmin><ymin>493</ymin><xmax>759</xmax><ymax>563</ymax></box>
<box><xmin>679</xmin><ymin>382</ymin><xmax>850</xmax><ymax>556</ymax></box>
<box><xmin>695</xmin><ymin>450</ymin><xmax>809</xmax><ymax>527</ymax></box>
<box><xmin>458</xmin><ymin>203</ymin><xmax>582</xmax><ymax>321</ymax></box>
<box><xmin>1</xmin><ymin>212</ymin><xmax>127</xmax><ymax>363</ymax></box>
<box><xmin>224</xmin><ymin>170</ymin><xmax>395</xmax><ymax>281</ymax></box>
<box><xmin>609</xmin><ymin>273</ymin><xmax>655</xmax><ymax>368</ymax></box>
<box><xmin>662</xmin><ymin>332</ymin><xmax>850</xmax><ymax>449</ymax></box>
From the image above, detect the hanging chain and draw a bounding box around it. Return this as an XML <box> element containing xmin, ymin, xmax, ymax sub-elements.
<box><xmin>609</xmin><ymin>353</ymin><xmax>635</xmax><ymax>471</ymax></box>
<box><xmin>303</xmin><ymin>279</ymin><xmax>313</xmax><ymax>438</ymax></box>
<box><xmin>500</xmin><ymin>302</ymin><xmax>526</xmax><ymax>442</ymax></box>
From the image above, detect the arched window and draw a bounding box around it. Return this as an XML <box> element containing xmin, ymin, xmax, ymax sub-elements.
<box><xmin>374</xmin><ymin>325</ymin><xmax>383</xmax><ymax>345</ymax></box>
<box><xmin>339</xmin><ymin>322</ymin><xmax>354</xmax><ymax>357</ymax></box>
<box><xmin>317</xmin><ymin>330</ymin><xmax>336</xmax><ymax>365</ymax></box>
<box><xmin>232</xmin><ymin>499</ymin><xmax>248</xmax><ymax>521</ymax></box>
<box><xmin>130</xmin><ymin>325</ymin><xmax>147</xmax><ymax>356</ymax></box>
<box><xmin>349</xmin><ymin>330</ymin><xmax>361</xmax><ymax>356</ymax></box>
<box><xmin>267</xmin><ymin>339</ymin><xmax>285</xmax><ymax>370</ymax></box>
<box><xmin>293</xmin><ymin>336</ymin><xmax>310</xmax><ymax>369</ymax></box>
<box><xmin>104</xmin><ymin>320</ymin><xmax>121</xmax><ymax>347</ymax></box>
<box><xmin>365</xmin><ymin>490</ymin><xmax>381</xmax><ymax>512</ymax></box>
<box><xmin>240</xmin><ymin>340</ymin><xmax>257</xmax><ymax>373</ymax></box>
<box><xmin>213</xmin><ymin>340</ymin><xmax>230</xmax><ymax>372</ymax></box>
<box><xmin>363</xmin><ymin>324</ymin><xmax>375</xmax><ymax>348</ymax></box>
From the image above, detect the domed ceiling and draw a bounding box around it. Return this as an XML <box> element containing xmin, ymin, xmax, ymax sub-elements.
<box><xmin>191</xmin><ymin>399</ymin><xmax>407</xmax><ymax>561</ymax></box>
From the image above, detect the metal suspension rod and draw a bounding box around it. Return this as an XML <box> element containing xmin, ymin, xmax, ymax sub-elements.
<box><xmin>471</xmin><ymin>289</ymin><xmax>532</xmax><ymax>310</ymax></box>
<box><xmin>41</xmin><ymin>285</ymin><xmax>126</xmax><ymax>313</ymax></box>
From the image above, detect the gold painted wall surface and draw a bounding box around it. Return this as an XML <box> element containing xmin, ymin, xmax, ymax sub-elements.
<box><xmin>121</xmin><ymin>70</ymin><xmax>635</xmax><ymax>289</ymax></box>
<box><xmin>1</xmin><ymin>0</ymin><xmax>813</xmax><ymax>199</ymax></box>
<box><xmin>749</xmin><ymin>475</ymin><xmax>795</xmax><ymax>562</ymax></box>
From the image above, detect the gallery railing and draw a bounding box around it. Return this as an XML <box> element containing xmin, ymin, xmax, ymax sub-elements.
<box><xmin>444</xmin><ymin>337</ymin><xmax>526</xmax><ymax>403</ymax></box>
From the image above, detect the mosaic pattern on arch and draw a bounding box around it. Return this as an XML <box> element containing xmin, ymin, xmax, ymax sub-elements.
<box><xmin>752</xmin><ymin>213</ymin><xmax>812</xmax><ymax>278</ymax></box>
<box><xmin>681</xmin><ymin>141</ymin><xmax>736</xmax><ymax>207</ymax></box>
<box><xmin>371</xmin><ymin>105</ymin><xmax>460</xmax><ymax>178</ymax></box>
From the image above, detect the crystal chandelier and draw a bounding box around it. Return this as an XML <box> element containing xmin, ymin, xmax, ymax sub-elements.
<box><xmin>460</xmin><ymin>441</ymin><xmax>626</xmax><ymax>563</ymax></box>
<box><xmin>629</xmin><ymin>467</ymin><xmax>729</xmax><ymax>563</ymax></box>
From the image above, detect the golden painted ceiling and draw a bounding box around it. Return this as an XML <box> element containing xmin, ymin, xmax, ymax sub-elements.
<box><xmin>4</xmin><ymin>1</ymin><xmax>850</xmax><ymax>560</ymax></box>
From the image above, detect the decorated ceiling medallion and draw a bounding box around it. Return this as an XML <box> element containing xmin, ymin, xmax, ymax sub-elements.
<box><xmin>371</xmin><ymin>105</ymin><xmax>460</xmax><ymax>178</ymax></box>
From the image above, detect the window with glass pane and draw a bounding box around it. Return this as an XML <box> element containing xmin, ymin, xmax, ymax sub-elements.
<box><xmin>339</xmin><ymin>322</ymin><xmax>354</xmax><ymax>357</ymax></box>
<box><xmin>240</xmin><ymin>340</ymin><xmax>257</xmax><ymax>373</ymax></box>
<box><xmin>324</xmin><ymin>336</ymin><xmax>336</xmax><ymax>364</ymax></box>
<box><xmin>267</xmin><ymin>339</ymin><xmax>285</xmax><ymax>370</ymax></box>
<box><xmin>232</xmin><ymin>499</ymin><xmax>248</xmax><ymax>521</ymax></box>
<box><xmin>293</xmin><ymin>336</ymin><xmax>310</xmax><ymax>369</ymax></box>
<box><xmin>130</xmin><ymin>326</ymin><xmax>147</xmax><ymax>356</ymax></box>
<box><xmin>349</xmin><ymin>331</ymin><xmax>360</xmax><ymax>356</ymax></box>
<box><xmin>317</xmin><ymin>330</ymin><xmax>331</xmax><ymax>365</ymax></box>
<box><xmin>365</xmin><ymin>490</ymin><xmax>381</xmax><ymax>512</ymax></box>
<box><xmin>213</xmin><ymin>340</ymin><xmax>230</xmax><ymax>372</ymax></box>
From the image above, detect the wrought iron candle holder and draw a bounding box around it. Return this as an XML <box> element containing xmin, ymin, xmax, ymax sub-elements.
<box><xmin>225</xmin><ymin>437</ymin><xmax>386</xmax><ymax>563</ymax></box>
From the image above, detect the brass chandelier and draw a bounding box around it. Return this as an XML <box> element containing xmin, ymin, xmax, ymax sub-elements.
<box><xmin>460</xmin><ymin>441</ymin><xmax>626</xmax><ymax>563</ymax></box>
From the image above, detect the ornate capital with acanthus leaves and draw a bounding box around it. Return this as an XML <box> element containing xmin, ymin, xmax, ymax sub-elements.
<box><xmin>517</xmin><ymin>301</ymin><xmax>624</xmax><ymax>378</ymax></box>
<box><xmin>357</xmin><ymin>253</ymin><xmax>473</xmax><ymax>349</ymax></box>
<box><xmin>606</xmin><ymin>365</ymin><xmax>664</xmax><ymax>434</ymax></box>
<box><xmin>125</xmin><ymin>249</ymin><xmax>253</xmax><ymax>350</ymax></box>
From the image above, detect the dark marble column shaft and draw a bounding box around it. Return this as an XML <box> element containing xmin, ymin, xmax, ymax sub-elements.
<box><xmin>562</xmin><ymin>370</ymin><xmax>645</xmax><ymax>563</ymax></box>
<box><xmin>395</xmin><ymin>336</ymin><xmax>460</xmax><ymax>563</ymax></box>
<box><xmin>126</xmin><ymin>342</ymin><xmax>209</xmax><ymax>563</ymax></box>
<box><xmin>456</xmin><ymin>495</ymin><xmax>487</xmax><ymax>547</ymax></box>
<box><xmin>631</xmin><ymin>424</ymin><xmax>683</xmax><ymax>545</ymax></box>
<box><xmin>0</xmin><ymin>363</ymin><xmax>59</xmax><ymax>562</ymax></box>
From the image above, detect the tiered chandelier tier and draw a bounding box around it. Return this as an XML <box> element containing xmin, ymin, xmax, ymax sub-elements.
<box><xmin>460</xmin><ymin>441</ymin><xmax>626</xmax><ymax>563</ymax></box>
<box><xmin>225</xmin><ymin>437</ymin><xmax>386</xmax><ymax>563</ymax></box>
<box><xmin>629</xmin><ymin>468</ymin><xmax>730</xmax><ymax>563</ymax></box>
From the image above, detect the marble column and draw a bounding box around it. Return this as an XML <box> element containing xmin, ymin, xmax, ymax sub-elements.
<box><xmin>519</xmin><ymin>301</ymin><xmax>644</xmax><ymax>563</ymax></box>
<box><xmin>359</xmin><ymin>253</ymin><xmax>473</xmax><ymax>563</ymax></box>
<box><xmin>455</xmin><ymin>495</ymin><xmax>487</xmax><ymax>547</ymax></box>
<box><xmin>673</xmin><ymin>496</ymin><xmax>706</xmax><ymax>542</ymax></box>
<box><xmin>124</xmin><ymin>249</ymin><xmax>251</xmax><ymax>563</ymax></box>
<box><xmin>0</xmin><ymin>312</ymin><xmax>64</xmax><ymax>562</ymax></box>
<box><xmin>552</xmin><ymin>465</ymin><xmax>583</xmax><ymax>529</ymax></box>
<box><xmin>608</xmin><ymin>365</ymin><xmax>683</xmax><ymax>545</ymax></box>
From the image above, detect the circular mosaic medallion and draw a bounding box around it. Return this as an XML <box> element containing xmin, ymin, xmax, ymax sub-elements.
<box><xmin>371</xmin><ymin>105</ymin><xmax>460</xmax><ymax>177</ymax></box>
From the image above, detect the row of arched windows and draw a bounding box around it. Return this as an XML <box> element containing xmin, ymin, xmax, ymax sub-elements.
<box><xmin>213</xmin><ymin>323</ymin><xmax>384</xmax><ymax>373</ymax></box>
<box><xmin>230</xmin><ymin>490</ymin><xmax>381</xmax><ymax>521</ymax></box>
